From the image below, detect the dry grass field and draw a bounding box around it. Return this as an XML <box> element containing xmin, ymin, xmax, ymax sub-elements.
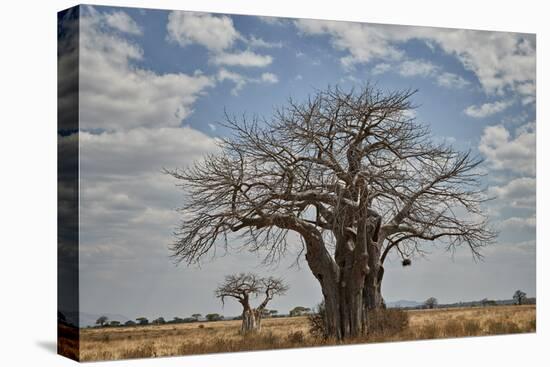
<box><xmin>75</xmin><ymin>305</ymin><xmax>535</xmax><ymax>362</ymax></box>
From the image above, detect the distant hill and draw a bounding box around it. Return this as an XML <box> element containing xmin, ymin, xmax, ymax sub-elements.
<box><xmin>387</xmin><ymin>300</ymin><xmax>423</xmax><ymax>308</ymax></box>
<box><xmin>386</xmin><ymin>297</ymin><xmax>536</xmax><ymax>310</ymax></box>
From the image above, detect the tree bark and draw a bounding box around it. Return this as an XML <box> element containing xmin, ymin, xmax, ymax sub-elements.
<box><xmin>306</xmin><ymin>232</ymin><xmax>370</xmax><ymax>340</ymax></box>
<box><xmin>364</xmin><ymin>265</ymin><xmax>386</xmax><ymax>310</ymax></box>
<box><xmin>240</xmin><ymin>308</ymin><xmax>261</xmax><ymax>334</ymax></box>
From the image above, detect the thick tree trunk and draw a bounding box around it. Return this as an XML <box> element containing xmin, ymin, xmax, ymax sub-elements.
<box><xmin>365</xmin><ymin>265</ymin><xmax>386</xmax><ymax>310</ymax></box>
<box><xmin>240</xmin><ymin>308</ymin><xmax>261</xmax><ymax>334</ymax></box>
<box><xmin>301</xmin><ymin>221</ymin><xmax>373</xmax><ymax>340</ymax></box>
<box><xmin>319</xmin><ymin>276</ymin><xmax>365</xmax><ymax>340</ymax></box>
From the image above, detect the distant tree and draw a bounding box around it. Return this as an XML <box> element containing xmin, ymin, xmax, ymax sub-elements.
<box><xmin>109</xmin><ymin>321</ymin><xmax>121</xmax><ymax>327</ymax></box>
<box><xmin>513</xmin><ymin>290</ymin><xmax>527</xmax><ymax>305</ymax></box>
<box><xmin>152</xmin><ymin>317</ymin><xmax>166</xmax><ymax>325</ymax></box>
<box><xmin>424</xmin><ymin>297</ymin><xmax>438</xmax><ymax>309</ymax></box>
<box><xmin>191</xmin><ymin>313</ymin><xmax>202</xmax><ymax>320</ymax></box>
<box><xmin>124</xmin><ymin>320</ymin><xmax>136</xmax><ymax>326</ymax></box>
<box><xmin>215</xmin><ymin>273</ymin><xmax>288</xmax><ymax>333</ymax></box>
<box><xmin>205</xmin><ymin>313</ymin><xmax>223</xmax><ymax>322</ymax></box>
<box><xmin>269</xmin><ymin>309</ymin><xmax>278</xmax><ymax>317</ymax></box>
<box><xmin>136</xmin><ymin>317</ymin><xmax>149</xmax><ymax>325</ymax></box>
<box><xmin>481</xmin><ymin>298</ymin><xmax>497</xmax><ymax>307</ymax></box>
<box><xmin>172</xmin><ymin>317</ymin><xmax>184</xmax><ymax>323</ymax></box>
<box><xmin>182</xmin><ymin>317</ymin><xmax>198</xmax><ymax>323</ymax></box>
<box><xmin>289</xmin><ymin>306</ymin><xmax>311</xmax><ymax>317</ymax></box>
<box><xmin>95</xmin><ymin>316</ymin><xmax>108</xmax><ymax>327</ymax></box>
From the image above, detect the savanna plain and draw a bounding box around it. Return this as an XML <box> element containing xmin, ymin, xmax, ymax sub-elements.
<box><xmin>69</xmin><ymin>305</ymin><xmax>535</xmax><ymax>362</ymax></box>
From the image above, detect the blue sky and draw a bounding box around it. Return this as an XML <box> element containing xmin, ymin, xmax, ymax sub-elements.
<box><xmin>64</xmin><ymin>5</ymin><xmax>536</xmax><ymax>324</ymax></box>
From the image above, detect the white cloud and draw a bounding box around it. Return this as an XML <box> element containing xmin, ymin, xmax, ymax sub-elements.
<box><xmin>479</xmin><ymin>123</ymin><xmax>535</xmax><ymax>176</ymax></box>
<box><xmin>371</xmin><ymin>63</ymin><xmax>391</xmax><ymax>75</ymax></box>
<box><xmin>217</xmin><ymin>68</ymin><xmax>248</xmax><ymax>95</ymax></box>
<box><xmin>212</xmin><ymin>50</ymin><xmax>273</xmax><ymax>67</ymax></box>
<box><xmin>295</xmin><ymin>20</ymin><xmax>535</xmax><ymax>99</ymax></box>
<box><xmin>397</xmin><ymin>60</ymin><xmax>469</xmax><ymax>89</ymax></box>
<box><xmin>489</xmin><ymin>177</ymin><xmax>536</xmax><ymax>208</ymax></box>
<box><xmin>80</xmin><ymin>9</ymin><xmax>214</xmax><ymax>131</ymax></box>
<box><xmin>257</xmin><ymin>16</ymin><xmax>288</xmax><ymax>26</ymax></box>
<box><xmin>498</xmin><ymin>215</ymin><xmax>536</xmax><ymax>230</ymax></box>
<box><xmin>104</xmin><ymin>11</ymin><xmax>143</xmax><ymax>35</ymax></box>
<box><xmin>248</xmin><ymin>35</ymin><xmax>283</xmax><ymax>49</ymax></box>
<box><xmin>79</xmin><ymin>127</ymin><xmax>219</xmax><ymax>177</ymax></box>
<box><xmin>464</xmin><ymin>100</ymin><xmax>513</xmax><ymax>118</ymax></box>
<box><xmin>166</xmin><ymin>11</ymin><xmax>239</xmax><ymax>52</ymax></box>
<box><xmin>515</xmin><ymin>121</ymin><xmax>536</xmax><ymax>135</ymax></box>
<box><xmin>77</xmin><ymin>126</ymin><xmax>220</xmax><ymax>268</ymax></box>
<box><xmin>398</xmin><ymin>60</ymin><xmax>437</xmax><ymax>77</ymax></box>
<box><xmin>166</xmin><ymin>11</ymin><xmax>275</xmax><ymax>74</ymax></box>
<box><xmin>296</xmin><ymin>19</ymin><xmax>403</xmax><ymax>68</ymax></box>
<box><xmin>436</xmin><ymin>72</ymin><xmax>470</xmax><ymax>89</ymax></box>
<box><xmin>217</xmin><ymin>68</ymin><xmax>279</xmax><ymax>95</ymax></box>
<box><xmin>260</xmin><ymin>72</ymin><xmax>279</xmax><ymax>84</ymax></box>
<box><xmin>370</xmin><ymin>60</ymin><xmax>468</xmax><ymax>89</ymax></box>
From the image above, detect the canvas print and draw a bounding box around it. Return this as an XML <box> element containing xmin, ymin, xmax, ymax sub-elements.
<box><xmin>58</xmin><ymin>4</ymin><xmax>536</xmax><ymax>362</ymax></box>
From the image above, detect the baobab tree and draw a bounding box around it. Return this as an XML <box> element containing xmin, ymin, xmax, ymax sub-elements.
<box><xmin>167</xmin><ymin>85</ymin><xmax>496</xmax><ymax>340</ymax></box>
<box><xmin>424</xmin><ymin>297</ymin><xmax>438</xmax><ymax>309</ymax></box>
<box><xmin>215</xmin><ymin>273</ymin><xmax>288</xmax><ymax>333</ymax></box>
<box><xmin>513</xmin><ymin>290</ymin><xmax>527</xmax><ymax>305</ymax></box>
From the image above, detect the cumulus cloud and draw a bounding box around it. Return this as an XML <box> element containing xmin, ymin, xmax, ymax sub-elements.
<box><xmin>166</xmin><ymin>11</ymin><xmax>275</xmax><ymax>74</ymax></box>
<box><xmin>77</xmin><ymin>126</ymin><xmax>220</xmax><ymax>280</ymax></box>
<box><xmin>217</xmin><ymin>68</ymin><xmax>279</xmax><ymax>95</ymax></box>
<box><xmin>369</xmin><ymin>59</ymin><xmax>468</xmax><ymax>89</ymax></box>
<box><xmin>258</xmin><ymin>16</ymin><xmax>289</xmax><ymax>26</ymax></box>
<box><xmin>465</xmin><ymin>100</ymin><xmax>513</xmax><ymax>118</ymax></box>
<box><xmin>498</xmin><ymin>215</ymin><xmax>536</xmax><ymax>230</ymax></box>
<box><xmin>80</xmin><ymin>8</ymin><xmax>214</xmax><ymax>131</ymax></box>
<box><xmin>260</xmin><ymin>72</ymin><xmax>279</xmax><ymax>84</ymax></box>
<box><xmin>295</xmin><ymin>20</ymin><xmax>535</xmax><ymax>99</ymax></box>
<box><xmin>296</xmin><ymin>19</ymin><xmax>403</xmax><ymax>67</ymax></box>
<box><xmin>371</xmin><ymin>63</ymin><xmax>391</xmax><ymax>75</ymax></box>
<box><xmin>247</xmin><ymin>35</ymin><xmax>283</xmax><ymax>49</ymax></box>
<box><xmin>436</xmin><ymin>72</ymin><xmax>470</xmax><ymax>89</ymax></box>
<box><xmin>79</xmin><ymin>128</ymin><xmax>219</xmax><ymax>177</ymax></box>
<box><xmin>217</xmin><ymin>68</ymin><xmax>247</xmax><ymax>95</ymax></box>
<box><xmin>212</xmin><ymin>50</ymin><xmax>273</xmax><ymax>67</ymax></box>
<box><xmin>104</xmin><ymin>11</ymin><xmax>143</xmax><ymax>35</ymax></box>
<box><xmin>488</xmin><ymin>177</ymin><xmax>536</xmax><ymax>209</ymax></box>
<box><xmin>398</xmin><ymin>59</ymin><xmax>437</xmax><ymax>77</ymax></box>
<box><xmin>166</xmin><ymin>11</ymin><xmax>240</xmax><ymax>52</ymax></box>
<box><xmin>479</xmin><ymin>123</ymin><xmax>535</xmax><ymax>176</ymax></box>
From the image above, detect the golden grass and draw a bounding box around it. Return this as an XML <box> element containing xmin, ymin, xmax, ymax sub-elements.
<box><xmin>78</xmin><ymin>305</ymin><xmax>535</xmax><ymax>362</ymax></box>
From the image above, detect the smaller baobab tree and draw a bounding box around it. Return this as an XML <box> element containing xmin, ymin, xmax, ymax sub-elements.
<box><xmin>215</xmin><ymin>273</ymin><xmax>288</xmax><ymax>334</ymax></box>
<box><xmin>513</xmin><ymin>290</ymin><xmax>527</xmax><ymax>305</ymax></box>
<box><xmin>424</xmin><ymin>297</ymin><xmax>438</xmax><ymax>309</ymax></box>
